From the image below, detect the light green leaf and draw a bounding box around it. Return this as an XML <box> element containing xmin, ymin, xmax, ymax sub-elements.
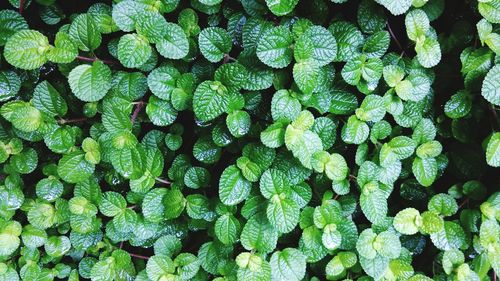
<box><xmin>57</xmin><ymin>150</ymin><xmax>95</xmax><ymax>183</ymax></box>
<box><xmin>341</xmin><ymin>115</ymin><xmax>369</xmax><ymax>145</ymax></box>
<box><xmin>412</xmin><ymin>157</ymin><xmax>437</xmax><ymax>187</ymax></box>
<box><xmin>0</xmin><ymin>71</ymin><xmax>21</xmax><ymax>102</ymax></box>
<box><xmin>156</xmin><ymin>22</ymin><xmax>189</xmax><ymax>60</ymax></box>
<box><xmin>270</xmin><ymin>248</ymin><xmax>306</xmax><ymax>281</ymax></box>
<box><xmin>68</xmin><ymin>61</ymin><xmax>112</xmax><ymax>102</ymax></box>
<box><xmin>393</xmin><ymin>208</ymin><xmax>421</xmax><ymax>235</ymax></box>
<box><xmin>219</xmin><ymin>165</ymin><xmax>251</xmax><ymax>206</ymax></box>
<box><xmin>193</xmin><ymin>81</ymin><xmax>229</xmax><ymax>122</ymax></box>
<box><xmin>481</xmin><ymin>65</ymin><xmax>500</xmax><ymax>106</ymax></box>
<box><xmin>257</xmin><ymin>26</ymin><xmax>293</xmax><ymax>68</ymax></box>
<box><xmin>267</xmin><ymin>196</ymin><xmax>299</xmax><ymax>233</ymax></box>
<box><xmin>117</xmin><ymin>33</ymin><xmax>152</xmax><ymax>68</ymax></box>
<box><xmin>199</xmin><ymin>27</ymin><xmax>232</xmax><ymax>63</ymax></box>
<box><xmin>4</xmin><ymin>30</ymin><xmax>49</xmax><ymax>70</ymax></box>
<box><xmin>486</xmin><ymin>132</ymin><xmax>500</xmax><ymax>167</ymax></box>
<box><xmin>47</xmin><ymin>31</ymin><xmax>78</xmax><ymax>64</ymax></box>
<box><xmin>374</xmin><ymin>0</ymin><xmax>412</xmax><ymax>15</ymax></box>
<box><xmin>69</xmin><ymin>13</ymin><xmax>102</xmax><ymax>52</ymax></box>
<box><xmin>360</xmin><ymin>189</ymin><xmax>387</xmax><ymax>225</ymax></box>
<box><xmin>265</xmin><ymin>0</ymin><xmax>299</xmax><ymax>16</ymax></box>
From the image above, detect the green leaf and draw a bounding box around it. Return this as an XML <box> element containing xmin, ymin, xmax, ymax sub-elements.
<box><xmin>0</xmin><ymin>221</ymin><xmax>21</xmax><ymax>256</ymax></box>
<box><xmin>328</xmin><ymin>21</ymin><xmax>364</xmax><ymax>62</ymax></box>
<box><xmin>297</xmin><ymin>26</ymin><xmax>337</xmax><ymax>66</ymax></box>
<box><xmin>356</xmin><ymin>228</ymin><xmax>377</xmax><ymax>259</ymax></box>
<box><xmin>341</xmin><ymin>115</ymin><xmax>369</xmax><ymax>145</ymax></box>
<box><xmin>32</xmin><ymin>81</ymin><xmax>67</xmax><ymax>116</ymax></box>
<box><xmin>147</xmin><ymin>66</ymin><xmax>180</xmax><ymax>100</ymax></box>
<box><xmin>478</xmin><ymin>1</ymin><xmax>500</xmax><ymax>24</ymax></box>
<box><xmin>416</xmin><ymin>37</ymin><xmax>441</xmax><ymax>68</ymax></box>
<box><xmin>428</xmin><ymin>193</ymin><xmax>458</xmax><ymax>216</ymax></box>
<box><xmin>4</xmin><ymin>30</ymin><xmax>49</xmax><ymax>69</ymax></box>
<box><xmin>359</xmin><ymin>255</ymin><xmax>389</xmax><ymax>280</ymax></box>
<box><xmin>58</xmin><ymin>150</ymin><xmax>95</xmax><ymax>183</ymax></box>
<box><xmin>375</xmin><ymin>230</ymin><xmax>401</xmax><ymax>259</ymax></box>
<box><xmin>98</xmin><ymin>191</ymin><xmax>126</xmax><ymax>217</ymax></box>
<box><xmin>219</xmin><ymin>165</ymin><xmax>251</xmax><ymax>206</ymax></box>
<box><xmin>486</xmin><ymin>132</ymin><xmax>500</xmax><ymax>167</ymax></box>
<box><xmin>214</xmin><ymin>213</ymin><xmax>240</xmax><ymax>245</ymax></box>
<box><xmin>293</xmin><ymin>60</ymin><xmax>320</xmax><ymax>95</ymax></box>
<box><xmin>117</xmin><ymin>33</ymin><xmax>152</xmax><ymax>68</ymax></box>
<box><xmin>68</xmin><ymin>61</ymin><xmax>112</xmax><ymax>102</ymax></box>
<box><xmin>270</xmin><ymin>248</ymin><xmax>306</xmax><ymax>281</ymax></box>
<box><xmin>405</xmin><ymin>9</ymin><xmax>430</xmax><ymax>42</ymax></box>
<box><xmin>199</xmin><ymin>27</ymin><xmax>232</xmax><ymax>63</ymax></box>
<box><xmin>0</xmin><ymin>70</ymin><xmax>21</xmax><ymax>102</ymax></box>
<box><xmin>481</xmin><ymin>65</ymin><xmax>500</xmax><ymax>106</ymax></box>
<box><xmin>240</xmin><ymin>213</ymin><xmax>278</xmax><ymax>253</ymax></box>
<box><xmin>285</xmin><ymin>123</ymin><xmax>324</xmax><ymax>169</ymax></box>
<box><xmin>0</xmin><ymin>9</ymin><xmax>28</xmax><ymax>46</ymax></box>
<box><xmin>444</xmin><ymin>91</ymin><xmax>472</xmax><ymax>119</ymax></box>
<box><xmin>360</xmin><ymin>189</ymin><xmax>387</xmax><ymax>225</ymax></box>
<box><xmin>146</xmin><ymin>255</ymin><xmax>175</xmax><ymax>281</ymax></box>
<box><xmin>47</xmin><ymin>31</ymin><xmax>78</xmax><ymax>64</ymax></box>
<box><xmin>257</xmin><ymin>26</ymin><xmax>293</xmax><ymax>68</ymax></box>
<box><xmin>356</xmin><ymin>95</ymin><xmax>386</xmax><ymax>122</ymax></box>
<box><xmin>394</xmin><ymin>208</ymin><xmax>422</xmax><ymax>235</ymax></box>
<box><xmin>363</xmin><ymin>31</ymin><xmax>390</xmax><ymax>58</ymax></box>
<box><xmin>416</xmin><ymin>140</ymin><xmax>442</xmax><ymax>159</ymax></box>
<box><xmin>69</xmin><ymin>13</ymin><xmax>102</xmax><ymax>52</ymax></box>
<box><xmin>193</xmin><ymin>81</ymin><xmax>229</xmax><ymax>122</ymax></box>
<box><xmin>226</xmin><ymin>110</ymin><xmax>251</xmax><ymax>138</ymax></box>
<box><xmin>267</xmin><ymin>196</ymin><xmax>299</xmax><ymax>233</ymax></box>
<box><xmin>375</xmin><ymin>0</ymin><xmax>412</xmax><ymax>15</ymax></box>
<box><xmin>412</xmin><ymin>157</ymin><xmax>438</xmax><ymax>187</ymax></box>
<box><xmin>430</xmin><ymin>221</ymin><xmax>467</xmax><ymax>251</ymax></box>
<box><xmin>265</xmin><ymin>0</ymin><xmax>299</xmax><ymax>16</ymax></box>
<box><xmin>146</xmin><ymin>96</ymin><xmax>177</xmax><ymax>126</ymax></box>
<box><xmin>111</xmin><ymin>0</ymin><xmax>145</xmax><ymax>31</ymax></box>
<box><xmin>156</xmin><ymin>22</ymin><xmax>189</xmax><ymax>60</ymax></box>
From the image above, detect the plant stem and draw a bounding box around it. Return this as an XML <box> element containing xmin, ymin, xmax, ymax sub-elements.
<box><xmin>488</xmin><ymin>104</ymin><xmax>500</xmax><ymax>131</ymax></box>
<box><xmin>130</xmin><ymin>101</ymin><xmax>144</xmax><ymax>124</ymax></box>
<box><xmin>76</xmin><ymin>55</ymin><xmax>115</xmax><ymax>65</ymax></box>
<box><xmin>129</xmin><ymin>253</ymin><xmax>149</xmax><ymax>260</ymax></box>
<box><xmin>19</xmin><ymin>0</ymin><xmax>25</xmax><ymax>13</ymax></box>
<box><xmin>223</xmin><ymin>54</ymin><xmax>237</xmax><ymax>63</ymax></box>
<box><xmin>387</xmin><ymin>22</ymin><xmax>405</xmax><ymax>56</ymax></box>
<box><xmin>58</xmin><ymin>117</ymin><xmax>87</xmax><ymax>125</ymax></box>
<box><xmin>458</xmin><ymin>198</ymin><xmax>469</xmax><ymax>209</ymax></box>
<box><xmin>155</xmin><ymin>177</ymin><xmax>171</xmax><ymax>185</ymax></box>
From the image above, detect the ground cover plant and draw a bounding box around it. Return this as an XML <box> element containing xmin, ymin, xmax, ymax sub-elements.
<box><xmin>0</xmin><ymin>0</ymin><xmax>499</xmax><ymax>280</ymax></box>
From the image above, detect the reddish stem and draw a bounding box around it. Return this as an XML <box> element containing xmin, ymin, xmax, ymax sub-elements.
<box><xmin>458</xmin><ymin>198</ymin><xmax>469</xmax><ymax>209</ymax></box>
<box><xmin>119</xmin><ymin>241</ymin><xmax>124</xmax><ymax>249</ymax></box>
<box><xmin>488</xmin><ymin>104</ymin><xmax>500</xmax><ymax>131</ymax></box>
<box><xmin>58</xmin><ymin>117</ymin><xmax>87</xmax><ymax>124</ymax></box>
<box><xmin>493</xmin><ymin>270</ymin><xmax>497</xmax><ymax>281</ymax></box>
<box><xmin>130</xmin><ymin>101</ymin><xmax>144</xmax><ymax>124</ymax></box>
<box><xmin>223</xmin><ymin>54</ymin><xmax>237</xmax><ymax>64</ymax></box>
<box><xmin>19</xmin><ymin>0</ymin><xmax>24</xmax><ymax>13</ymax></box>
<box><xmin>155</xmin><ymin>177</ymin><xmax>171</xmax><ymax>185</ymax></box>
<box><xmin>76</xmin><ymin>55</ymin><xmax>115</xmax><ymax>65</ymax></box>
<box><xmin>387</xmin><ymin>22</ymin><xmax>405</xmax><ymax>56</ymax></box>
<box><xmin>348</xmin><ymin>174</ymin><xmax>357</xmax><ymax>181</ymax></box>
<box><xmin>129</xmin><ymin>253</ymin><xmax>149</xmax><ymax>260</ymax></box>
<box><xmin>334</xmin><ymin>194</ymin><xmax>340</xmax><ymax>200</ymax></box>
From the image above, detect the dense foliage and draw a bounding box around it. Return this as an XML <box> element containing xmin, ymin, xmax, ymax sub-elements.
<box><xmin>0</xmin><ymin>0</ymin><xmax>499</xmax><ymax>280</ymax></box>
